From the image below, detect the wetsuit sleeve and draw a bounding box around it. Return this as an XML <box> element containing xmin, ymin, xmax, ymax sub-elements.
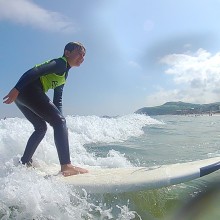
<box><xmin>14</xmin><ymin>59</ymin><xmax>67</xmax><ymax>92</ymax></box>
<box><xmin>53</xmin><ymin>85</ymin><xmax>64</xmax><ymax>113</ymax></box>
<box><xmin>53</xmin><ymin>72</ymin><xmax>68</xmax><ymax>113</ymax></box>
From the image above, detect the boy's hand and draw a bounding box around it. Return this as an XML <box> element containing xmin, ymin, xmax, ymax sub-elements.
<box><xmin>3</xmin><ymin>88</ymin><xmax>19</xmax><ymax>104</ymax></box>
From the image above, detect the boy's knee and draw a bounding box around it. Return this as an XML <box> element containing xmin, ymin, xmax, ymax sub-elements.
<box><xmin>35</xmin><ymin>121</ymin><xmax>47</xmax><ymax>133</ymax></box>
<box><xmin>51</xmin><ymin>114</ymin><xmax>66</xmax><ymax>127</ymax></box>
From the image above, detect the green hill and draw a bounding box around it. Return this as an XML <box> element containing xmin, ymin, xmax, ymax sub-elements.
<box><xmin>135</xmin><ymin>101</ymin><xmax>220</xmax><ymax>115</ymax></box>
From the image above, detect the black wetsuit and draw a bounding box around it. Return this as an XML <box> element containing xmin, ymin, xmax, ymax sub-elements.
<box><xmin>14</xmin><ymin>57</ymin><xmax>71</xmax><ymax>165</ymax></box>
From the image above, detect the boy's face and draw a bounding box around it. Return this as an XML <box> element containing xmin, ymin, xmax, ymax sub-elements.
<box><xmin>65</xmin><ymin>49</ymin><xmax>85</xmax><ymax>67</ymax></box>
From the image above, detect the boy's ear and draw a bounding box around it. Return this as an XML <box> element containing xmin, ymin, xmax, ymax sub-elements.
<box><xmin>64</xmin><ymin>50</ymin><xmax>71</xmax><ymax>57</ymax></box>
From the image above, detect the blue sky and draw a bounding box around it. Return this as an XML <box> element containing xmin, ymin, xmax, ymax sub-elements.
<box><xmin>1</xmin><ymin>0</ymin><xmax>220</xmax><ymax>118</ymax></box>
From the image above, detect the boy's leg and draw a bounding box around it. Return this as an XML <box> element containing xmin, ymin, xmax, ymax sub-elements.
<box><xmin>16</xmin><ymin>89</ymin><xmax>88</xmax><ymax>175</ymax></box>
<box><xmin>16</xmin><ymin>91</ymin><xmax>71</xmax><ymax>165</ymax></box>
<box><xmin>15</xmin><ymin>101</ymin><xmax>47</xmax><ymax>164</ymax></box>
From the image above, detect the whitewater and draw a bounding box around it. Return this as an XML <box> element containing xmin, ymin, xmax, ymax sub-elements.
<box><xmin>0</xmin><ymin>114</ymin><xmax>161</xmax><ymax>219</ymax></box>
<box><xmin>1</xmin><ymin>114</ymin><xmax>220</xmax><ymax>219</ymax></box>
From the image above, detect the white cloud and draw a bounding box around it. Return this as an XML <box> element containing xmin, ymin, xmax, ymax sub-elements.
<box><xmin>0</xmin><ymin>0</ymin><xmax>76</xmax><ymax>33</ymax></box>
<box><xmin>160</xmin><ymin>48</ymin><xmax>220</xmax><ymax>89</ymax></box>
<box><xmin>146</xmin><ymin>49</ymin><xmax>220</xmax><ymax>106</ymax></box>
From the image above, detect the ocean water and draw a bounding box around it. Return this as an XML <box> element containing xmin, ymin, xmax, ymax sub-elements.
<box><xmin>1</xmin><ymin>114</ymin><xmax>220</xmax><ymax>219</ymax></box>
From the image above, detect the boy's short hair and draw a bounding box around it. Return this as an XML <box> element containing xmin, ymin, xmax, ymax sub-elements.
<box><xmin>64</xmin><ymin>42</ymin><xmax>86</xmax><ymax>54</ymax></box>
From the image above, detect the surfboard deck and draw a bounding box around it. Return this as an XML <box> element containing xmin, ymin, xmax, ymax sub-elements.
<box><xmin>43</xmin><ymin>157</ymin><xmax>220</xmax><ymax>194</ymax></box>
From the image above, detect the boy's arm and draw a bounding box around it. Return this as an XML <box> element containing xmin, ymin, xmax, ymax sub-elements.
<box><xmin>53</xmin><ymin>85</ymin><xmax>64</xmax><ymax>113</ymax></box>
<box><xmin>14</xmin><ymin>60</ymin><xmax>63</xmax><ymax>92</ymax></box>
<box><xmin>53</xmin><ymin>72</ymin><xmax>68</xmax><ymax>113</ymax></box>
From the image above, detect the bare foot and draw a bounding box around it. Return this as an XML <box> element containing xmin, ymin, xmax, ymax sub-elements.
<box><xmin>61</xmin><ymin>164</ymin><xmax>88</xmax><ymax>177</ymax></box>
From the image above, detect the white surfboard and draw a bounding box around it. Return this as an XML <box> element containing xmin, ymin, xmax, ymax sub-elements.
<box><xmin>47</xmin><ymin>157</ymin><xmax>220</xmax><ymax>194</ymax></box>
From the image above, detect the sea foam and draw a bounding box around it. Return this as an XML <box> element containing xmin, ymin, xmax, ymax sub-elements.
<box><xmin>0</xmin><ymin>114</ymin><xmax>161</xmax><ymax>168</ymax></box>
<box><xmin>0</xmin><ymin>114</ymin><xmax>161</xmax><ymax>219</ymax></box>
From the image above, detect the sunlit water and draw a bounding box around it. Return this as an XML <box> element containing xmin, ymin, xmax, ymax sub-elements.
<box><xmin>1</xmin><ymin>114</ymin><xmax>220</xmax><ymax>219</ymax></box>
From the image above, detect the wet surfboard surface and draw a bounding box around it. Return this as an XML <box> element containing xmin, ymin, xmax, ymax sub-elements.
<box><xmin>48</xmin><ymin>157</ymin><xmax>220</xmax><ymax>193</ymax></box>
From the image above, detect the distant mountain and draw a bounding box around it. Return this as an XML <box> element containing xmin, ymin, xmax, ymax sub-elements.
<box><xmin>135</xmin><ymin>101</ymin><xmax>220</xmax><ymax>115</ymax></box>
